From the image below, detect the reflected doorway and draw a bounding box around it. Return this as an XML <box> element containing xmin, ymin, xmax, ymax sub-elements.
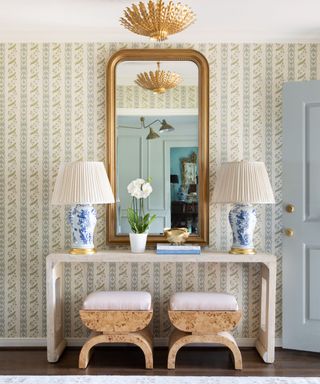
<box><xmin>170</xmin><ymin>147</ymin><xmax>198</xmax><ymax>234</ymax></box>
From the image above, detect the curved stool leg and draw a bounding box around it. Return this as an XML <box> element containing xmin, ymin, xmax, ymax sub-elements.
<box><xmin>167</xmin><ymin>329</ymin><xmax>190</xmax><ymax>369</ymax></box>
<box><xmin>79</xmin><ymin>334</ymin><xmax>108</xmax><ymax>369</ymax></box>
<box><xmin>127</xmin><ymin>328</ymin><xmax>153</xmax><ymax>369</ymax></box>
<box><xmin>79</xmin><ymin>329</ymin><xmax>153</xmax><ymax>369</ymax></box>
<box><xmin>167</xmin><ymin>329</ymin><xmax>242</xmax><ymax>370</ymax></box>
<box><xmin>217</xmin><ymin>331</ymin><xmax>242</xmax><ymax>370</ymax></box>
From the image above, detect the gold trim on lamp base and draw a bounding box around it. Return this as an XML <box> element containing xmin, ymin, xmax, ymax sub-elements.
<box><xmin>69</xmin><ymin>248</ymin><xmax>97</xmax><ymax>255</ymax></box>
<box><xmin>229</xmin><ymin>247</ymin><xmax>256</xmax><ymax>255</ymax></box>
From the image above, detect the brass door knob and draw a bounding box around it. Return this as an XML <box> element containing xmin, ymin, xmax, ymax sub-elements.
<box><xmin>285</xmin><ymin>204</ymin><xmax>295</xmax><ymax>213</ymax></box>
<box><xmin>284</xmin><ymin>228</ymin><xmax>294</xmax><ymax>237</ymax></box>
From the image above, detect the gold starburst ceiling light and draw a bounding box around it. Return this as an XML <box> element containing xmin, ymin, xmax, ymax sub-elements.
<box><xmin>135</xmin><ymin>62</ymin><xmax>182</xmax><ymax>94</ymax></box>
<box><xmin>120</xmin><ymin>0</ymin><xmax>196</xmax><ymax>42</ymax></box>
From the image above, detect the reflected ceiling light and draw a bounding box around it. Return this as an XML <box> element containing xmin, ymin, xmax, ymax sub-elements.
<box><xmin>141</xmin><ymin>116</ymin><xmax>175</xmax><ymax>139</ymax></box>
<box><xmin>135</xmin><ymin>62</ymin><xmax>182</xmax><ymax>94</ymax></box>
<box><xmin>120</xmin><ymin>0</ymin><xmax>196</xmax><ymax>42</ymax></box>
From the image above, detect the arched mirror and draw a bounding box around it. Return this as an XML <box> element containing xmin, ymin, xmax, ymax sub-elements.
<box><xmin>107</xmin><ymin>49</ymin><xmax>209</xmax><ymax>244</ymax></box>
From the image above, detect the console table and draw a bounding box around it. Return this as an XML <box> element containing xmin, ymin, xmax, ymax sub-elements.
<box><xmin>46</xmin><ymin>250</ymin><xmax>277</xmax><ymax>364</ymax></box>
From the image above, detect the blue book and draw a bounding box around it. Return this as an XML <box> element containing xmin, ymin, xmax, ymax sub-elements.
<box><xmin>157</xmin><ymin>250</ymin><xmax>201</xmax><ymax>254</ymax></box>
<box><xmin>156</xmin><ymin>244</ymin><xmax>201</xmax><ymax>254</ymax></box>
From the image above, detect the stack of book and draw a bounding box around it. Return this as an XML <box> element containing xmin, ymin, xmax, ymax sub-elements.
<box><xmin>156</xmin><ymin>243</ymin><xmax>201</xmax><ymax>255</ymax></box>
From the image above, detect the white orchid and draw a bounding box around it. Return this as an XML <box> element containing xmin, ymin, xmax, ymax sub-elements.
<box><xmin>127</xmin><ymin>178</ymin><xmax>153</xmax><ymax>200</ymax></box>
<box><xmin>127</xmin><ymin>177</ymin><xmax>156</xmax><ymax>233</ymax></box>
<box><xmin>141</xmin><ymin>181</ymin><xmax>152</xmax><ymax>198</ymax></box>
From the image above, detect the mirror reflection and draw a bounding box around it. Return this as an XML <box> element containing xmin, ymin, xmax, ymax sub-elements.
<box><xmin>115</xmin><ymin>60</ymin><xmax>199</xmax><ymax>235</ymax></box>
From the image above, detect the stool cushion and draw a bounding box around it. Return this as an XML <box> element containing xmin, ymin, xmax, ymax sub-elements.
<box><xmin>83</xmin><ymin>291</ymin><xmax>152</xmax><ymax>311</ymax></box>
<box><xmin>169</xmin><ymin>292</ymin><xmax>238</xmax><ymax>311</ymax></box>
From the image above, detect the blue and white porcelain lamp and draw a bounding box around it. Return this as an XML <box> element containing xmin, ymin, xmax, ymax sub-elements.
<box><xmin>51</xmin><ymin>161</ymin><xmax>115</xmax><ymax>255</ymax></box>
<box><xmin>213</xmin><ymin>160</ymin><xmax>275</xmax><ymax>255</ymax></box>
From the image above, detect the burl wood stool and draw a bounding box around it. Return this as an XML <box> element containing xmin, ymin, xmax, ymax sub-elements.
<box><xmin>79</xmin><ymin>291</ymin><xmax>153</xmax><ymax>369</ymax></box>
<box><xmin>167</xmin><ymin>292</ymin><xmax>242</xmax><ymax>370</ymax></box>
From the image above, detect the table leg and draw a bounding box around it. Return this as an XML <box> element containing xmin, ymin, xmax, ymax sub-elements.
<box><xmin>255</xmin><ymin>261</ymin><xmax>277</xmax><ymax>363</ymax></box>
<box><xmin>46</xmin><ymin>259</ymin><xmax>67</xmax><ymax>362</ymax></box>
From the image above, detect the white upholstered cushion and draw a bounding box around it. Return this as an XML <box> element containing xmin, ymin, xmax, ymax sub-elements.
<box><xmin>82</xmin><ymin>291</ymin><xmax>152</xmax><ymax>311</ymax></box>
<box><xmin>169</xmin><ymin>292</ymin><xmax>238</xmax><ymax>311</ymax></box>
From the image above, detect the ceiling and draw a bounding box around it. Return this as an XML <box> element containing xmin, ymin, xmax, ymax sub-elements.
<box><xmin>1</xmin><ymin>0</ymin><xmax>320</xmax><ymax>42</ymax></box>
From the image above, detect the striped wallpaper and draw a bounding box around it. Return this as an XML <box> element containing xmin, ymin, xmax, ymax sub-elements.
<box><xmin>116</xmin><ymin>85</ymin><xmax>198</xmax><ymax>109</ymax></box>
<box><xmin>0</xmin><ymin>42</ymin><xmax>319</xmax><ymax>340</ymax></box>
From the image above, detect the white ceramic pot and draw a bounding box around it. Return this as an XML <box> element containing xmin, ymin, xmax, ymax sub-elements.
<box><xmin>129</xmin><ymin>232</ymin><xmax>148</xmax><ymax>253</ymax></box>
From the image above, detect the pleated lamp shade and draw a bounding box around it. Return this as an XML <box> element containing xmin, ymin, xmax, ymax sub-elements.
<box><xmin>213</xmin><ymin>160</ymin><xmax>275</xmax><ymax>204</ymax></box>
<box><xmin>51</xmin><ymin>161</ymin><xmax>115</xmax><ymax>205</ymax></box>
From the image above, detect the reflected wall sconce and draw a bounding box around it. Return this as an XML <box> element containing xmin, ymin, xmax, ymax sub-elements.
<box><xmin>118</xmin><ymin>117</ymin><xmax>175</xmax><ymax>140</ymax></box>
<box><xmin>120</xmin><ymin>0</ymin><xmax>196</xmax><ymax>42</ymax></box>
<box><xmin>140</xmin><ymin>116</ymin><xmax>175</xmax><ymax>140</ymax></box>
<box><xmin>146</xmin><ymin>127</ymin><xmax>160</xmax><ymax>140</ymax></box>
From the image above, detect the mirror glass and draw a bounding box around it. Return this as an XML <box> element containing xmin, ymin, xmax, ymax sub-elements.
<box><xmin>116</xmin><ymin>60</ymin><xmax>199</xmax><ymax>235</ymax></box>
<box><xmin>107</xmin><ymin>49</ymin><xmax>208</xmax><ymax>244</ymax></box>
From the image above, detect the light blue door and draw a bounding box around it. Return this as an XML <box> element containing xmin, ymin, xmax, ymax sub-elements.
<box><xmin>283</xmin><ymin>80</ymin><xmax>320</xmax><ymax>352</ymax></box>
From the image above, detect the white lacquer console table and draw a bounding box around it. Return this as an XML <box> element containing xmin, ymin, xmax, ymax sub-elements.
<box><xmin>46</xmin><ymin>250</ymin><xmax>277</xmax><ymax>364</ymax></box>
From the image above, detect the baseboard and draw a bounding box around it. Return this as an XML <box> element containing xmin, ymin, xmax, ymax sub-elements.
<box><xmin>0</xmin><ymin>338</ymin><xmax>48</xmax><ymax>347</ymax></box>
<box><xmin>0</xmin><ymin>337</ymin><xmax>283</xmax><ymax>348</ymax></box>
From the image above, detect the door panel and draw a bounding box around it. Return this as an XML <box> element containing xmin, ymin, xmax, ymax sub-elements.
<box><xmin>305</xmin><ymin>103</ymin><xmax>320</xmax><ymax>221</ymax></box>
<box><xmin>283</xmin><ymin>80</ymin><xmax>320</xmax><ymax>352</ymax></box>
<box><xmin>309</xmin><ymin>249</ymin><xmax>320</xmax><ymax>321</ymax></box>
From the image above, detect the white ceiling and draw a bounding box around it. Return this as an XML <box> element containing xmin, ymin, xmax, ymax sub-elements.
<box><xmin>1</xmin><ymin>0</ymin><xmax>320</xmax><ymax>42</ymax></box>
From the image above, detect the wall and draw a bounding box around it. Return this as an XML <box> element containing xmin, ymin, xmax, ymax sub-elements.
<box><xmin>117</xmin><ymin>85</ymin><xmax>198</xmax><ymax>109</ymax></box>
<box><xmin>0</xmin><ymin>42</ymin><xmax>319</xmax><ymax>341</ymax></box>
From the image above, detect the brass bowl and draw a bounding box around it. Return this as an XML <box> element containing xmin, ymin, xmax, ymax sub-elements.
<box><xmin>163</xmin><ymin>228</ymin><xmax>190</xmax><ymax>245</ymax></box>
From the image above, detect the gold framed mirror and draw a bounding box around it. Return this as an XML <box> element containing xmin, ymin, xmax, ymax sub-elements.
<box><xmin>106</xmin><ymin>49</ymin><xmax>209</xmax><ymax>244</ymax></box>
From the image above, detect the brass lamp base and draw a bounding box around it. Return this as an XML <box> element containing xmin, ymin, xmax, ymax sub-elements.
<box><xmin>69</xmin><ymin>248</ymin><xmax>97</xmax><ymax>255</ymax></box>
<box><xmin>229</xmin><ymin>247</ymin><xmax>256</xmax><ymax>255</ymax></box>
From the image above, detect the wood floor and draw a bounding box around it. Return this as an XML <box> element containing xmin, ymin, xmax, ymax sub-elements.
<box><xmin>0</xmin><ymin>347</ymin><xmax>320</xmax><ymax>376</ymax></box>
